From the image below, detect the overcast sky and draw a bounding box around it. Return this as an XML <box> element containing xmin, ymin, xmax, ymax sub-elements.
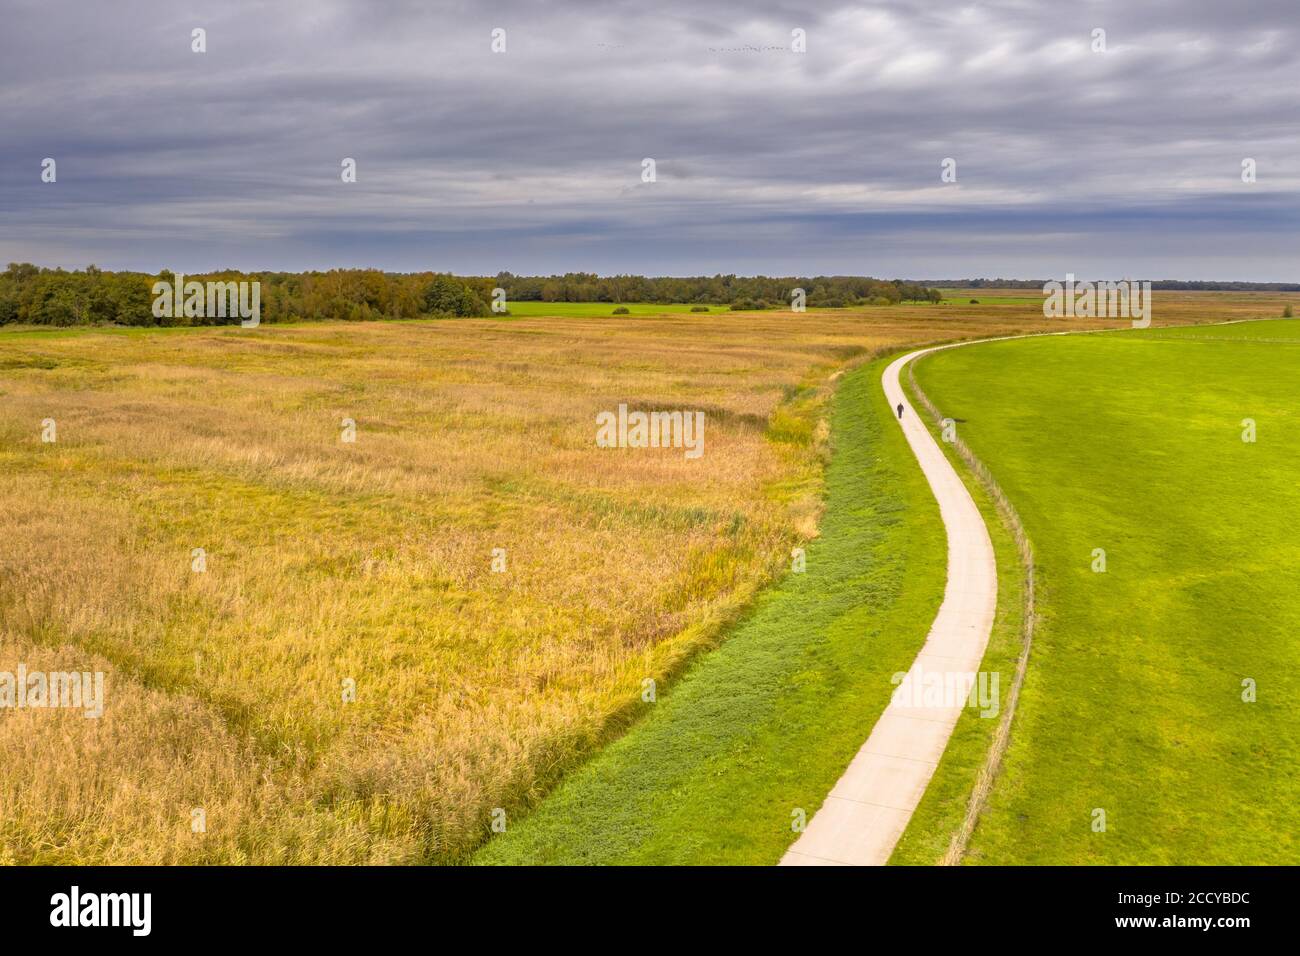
<box><xmin>2</xmin><ymin>0</ymin><xmax>1297</xmax><ymax>279</ymax></box>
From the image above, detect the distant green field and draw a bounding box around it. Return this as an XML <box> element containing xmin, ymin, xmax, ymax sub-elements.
<box><xmin>934</xmin><ymin>289</ymin><xmax>1045</xmax><ymax>306</ymax></box>
<box><xmin>496</xmin><ymin>301</ymin><xmax>716</xmax><ymax>317</ymax></box>
<box><xmin>913</xmin><ymin>319</ymin><xmax>1300</xmax><ymax>864</ymax></box>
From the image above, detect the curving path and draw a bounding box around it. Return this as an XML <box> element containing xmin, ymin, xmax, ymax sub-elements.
<box><xmin>781</xmin><ymin>345</ymin><xmax>997</xmax><ymax>866</ymax></box>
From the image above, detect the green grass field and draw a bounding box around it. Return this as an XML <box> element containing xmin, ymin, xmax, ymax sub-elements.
<box><xmin>933</xmin><ymin>289</ymin><xmax>1047</xmax><ymax>306</ymax></box>
<box><xmin>912</xmin><ymin>319</ymin><xmax>1300</xmax><ymax>864</ymax></box>
<box><xmin>494</xmin><ymin>301</ymin><xmax>888</xmax><ymax>318</ymax></box>
<box><xmin>494</xmin><ymin>301</ymin><xmax>715</xmax><ymax>317</ymax></box>
<box><xmin>475</xmin><ymin>354</ymin><xmax>948</xmax><ymax>864</ymax></box>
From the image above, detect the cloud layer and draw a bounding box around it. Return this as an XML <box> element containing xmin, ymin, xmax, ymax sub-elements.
<box><xmin>2</xmin><ymin>0</ymin><xmax>1298</xmax><ymax>278</ymax></box>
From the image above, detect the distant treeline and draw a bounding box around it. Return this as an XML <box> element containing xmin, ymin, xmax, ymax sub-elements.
<box><xmin>0</xmin><ymin>263</ymin><xmax>940</xmax><ymax>327</ymax></box>
<box><xmin>487</xmin><ymin>272</ymin><xmax>941</xmax><ymax>308</ymax></box>
<box><xmin>929</xmin><ymin>278</ymin><xmax>1300</xmax><ymax>291</ymax></box>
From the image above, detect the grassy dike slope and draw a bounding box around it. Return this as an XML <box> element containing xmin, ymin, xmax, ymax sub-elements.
<box><xmin>476</xmin><ymin>354</ymin><xmax>947</xmax><ymax>864</ymax></box>
<box><xmin>912</xmin><ymin>320</ymin><xmax>1300</xmax><ymax>864</ymax></box>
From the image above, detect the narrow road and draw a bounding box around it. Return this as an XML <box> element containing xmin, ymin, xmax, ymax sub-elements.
<box><xmin>781</xmin><ymin>346</ymin><xmax>997</xmax><ymax>866</ymax></box>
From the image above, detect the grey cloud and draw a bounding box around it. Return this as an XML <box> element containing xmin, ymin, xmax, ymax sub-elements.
<box><xmin>1</xmin><ymin>0</ymin><xmax>1297</xmax><ymax>278</ymax></box>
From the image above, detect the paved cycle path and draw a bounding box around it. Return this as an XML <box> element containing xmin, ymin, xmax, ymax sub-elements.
<box><xmin>781</xmin><ymin>345</ymin><xmax>997</xmax><ymax>866</ymax></box>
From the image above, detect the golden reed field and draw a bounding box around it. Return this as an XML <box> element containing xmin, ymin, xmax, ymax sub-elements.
<box><xmin>0</xmin><ymin>293</ymin><xmax>1281</xmax><ymax>863</ymax></box>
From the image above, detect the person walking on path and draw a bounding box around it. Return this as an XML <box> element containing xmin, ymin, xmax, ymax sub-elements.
<box><xmin>896</xmin><ymin>402</ymin><xmax>904</xmax><ymax>419</ymax></box>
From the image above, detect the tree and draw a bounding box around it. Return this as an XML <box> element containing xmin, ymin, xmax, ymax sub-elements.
<box><xmin>422</xmin><ymin>274</ymin><xmax>487</xmax><ymax>317</ymax></box>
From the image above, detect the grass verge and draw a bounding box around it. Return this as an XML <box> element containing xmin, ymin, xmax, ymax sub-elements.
<box><xmin>888</xmin><ymin>351</ymin><xmax>1031</xmax><ymax>864</ymax></box>
<box><xmin>475</xmin><ymin>353</ymin><xmax>948</xmax><ymax>864</ymax></box>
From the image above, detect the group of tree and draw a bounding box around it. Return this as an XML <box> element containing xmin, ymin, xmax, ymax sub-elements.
<box><xmin>0</xmin><ymin>263</ymin><xmax>940</xmax><ymax>327</ymax></box>
<box><xmin>0</xmin><ymin>265</ymin><xmax>491</xmax><ymax>326</ymax></box>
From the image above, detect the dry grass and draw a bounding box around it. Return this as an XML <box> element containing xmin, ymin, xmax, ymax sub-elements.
<box><xmin>0</xmin><ymin>295</ymin><xmax>1264</xmax><ymax>862</ymax></box>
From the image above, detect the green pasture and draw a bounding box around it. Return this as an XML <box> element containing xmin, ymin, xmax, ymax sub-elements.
<box><xmin>912</xmin><ymin>320</ymin><xmax>1300</xmax><ymax>863</ymax></box>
